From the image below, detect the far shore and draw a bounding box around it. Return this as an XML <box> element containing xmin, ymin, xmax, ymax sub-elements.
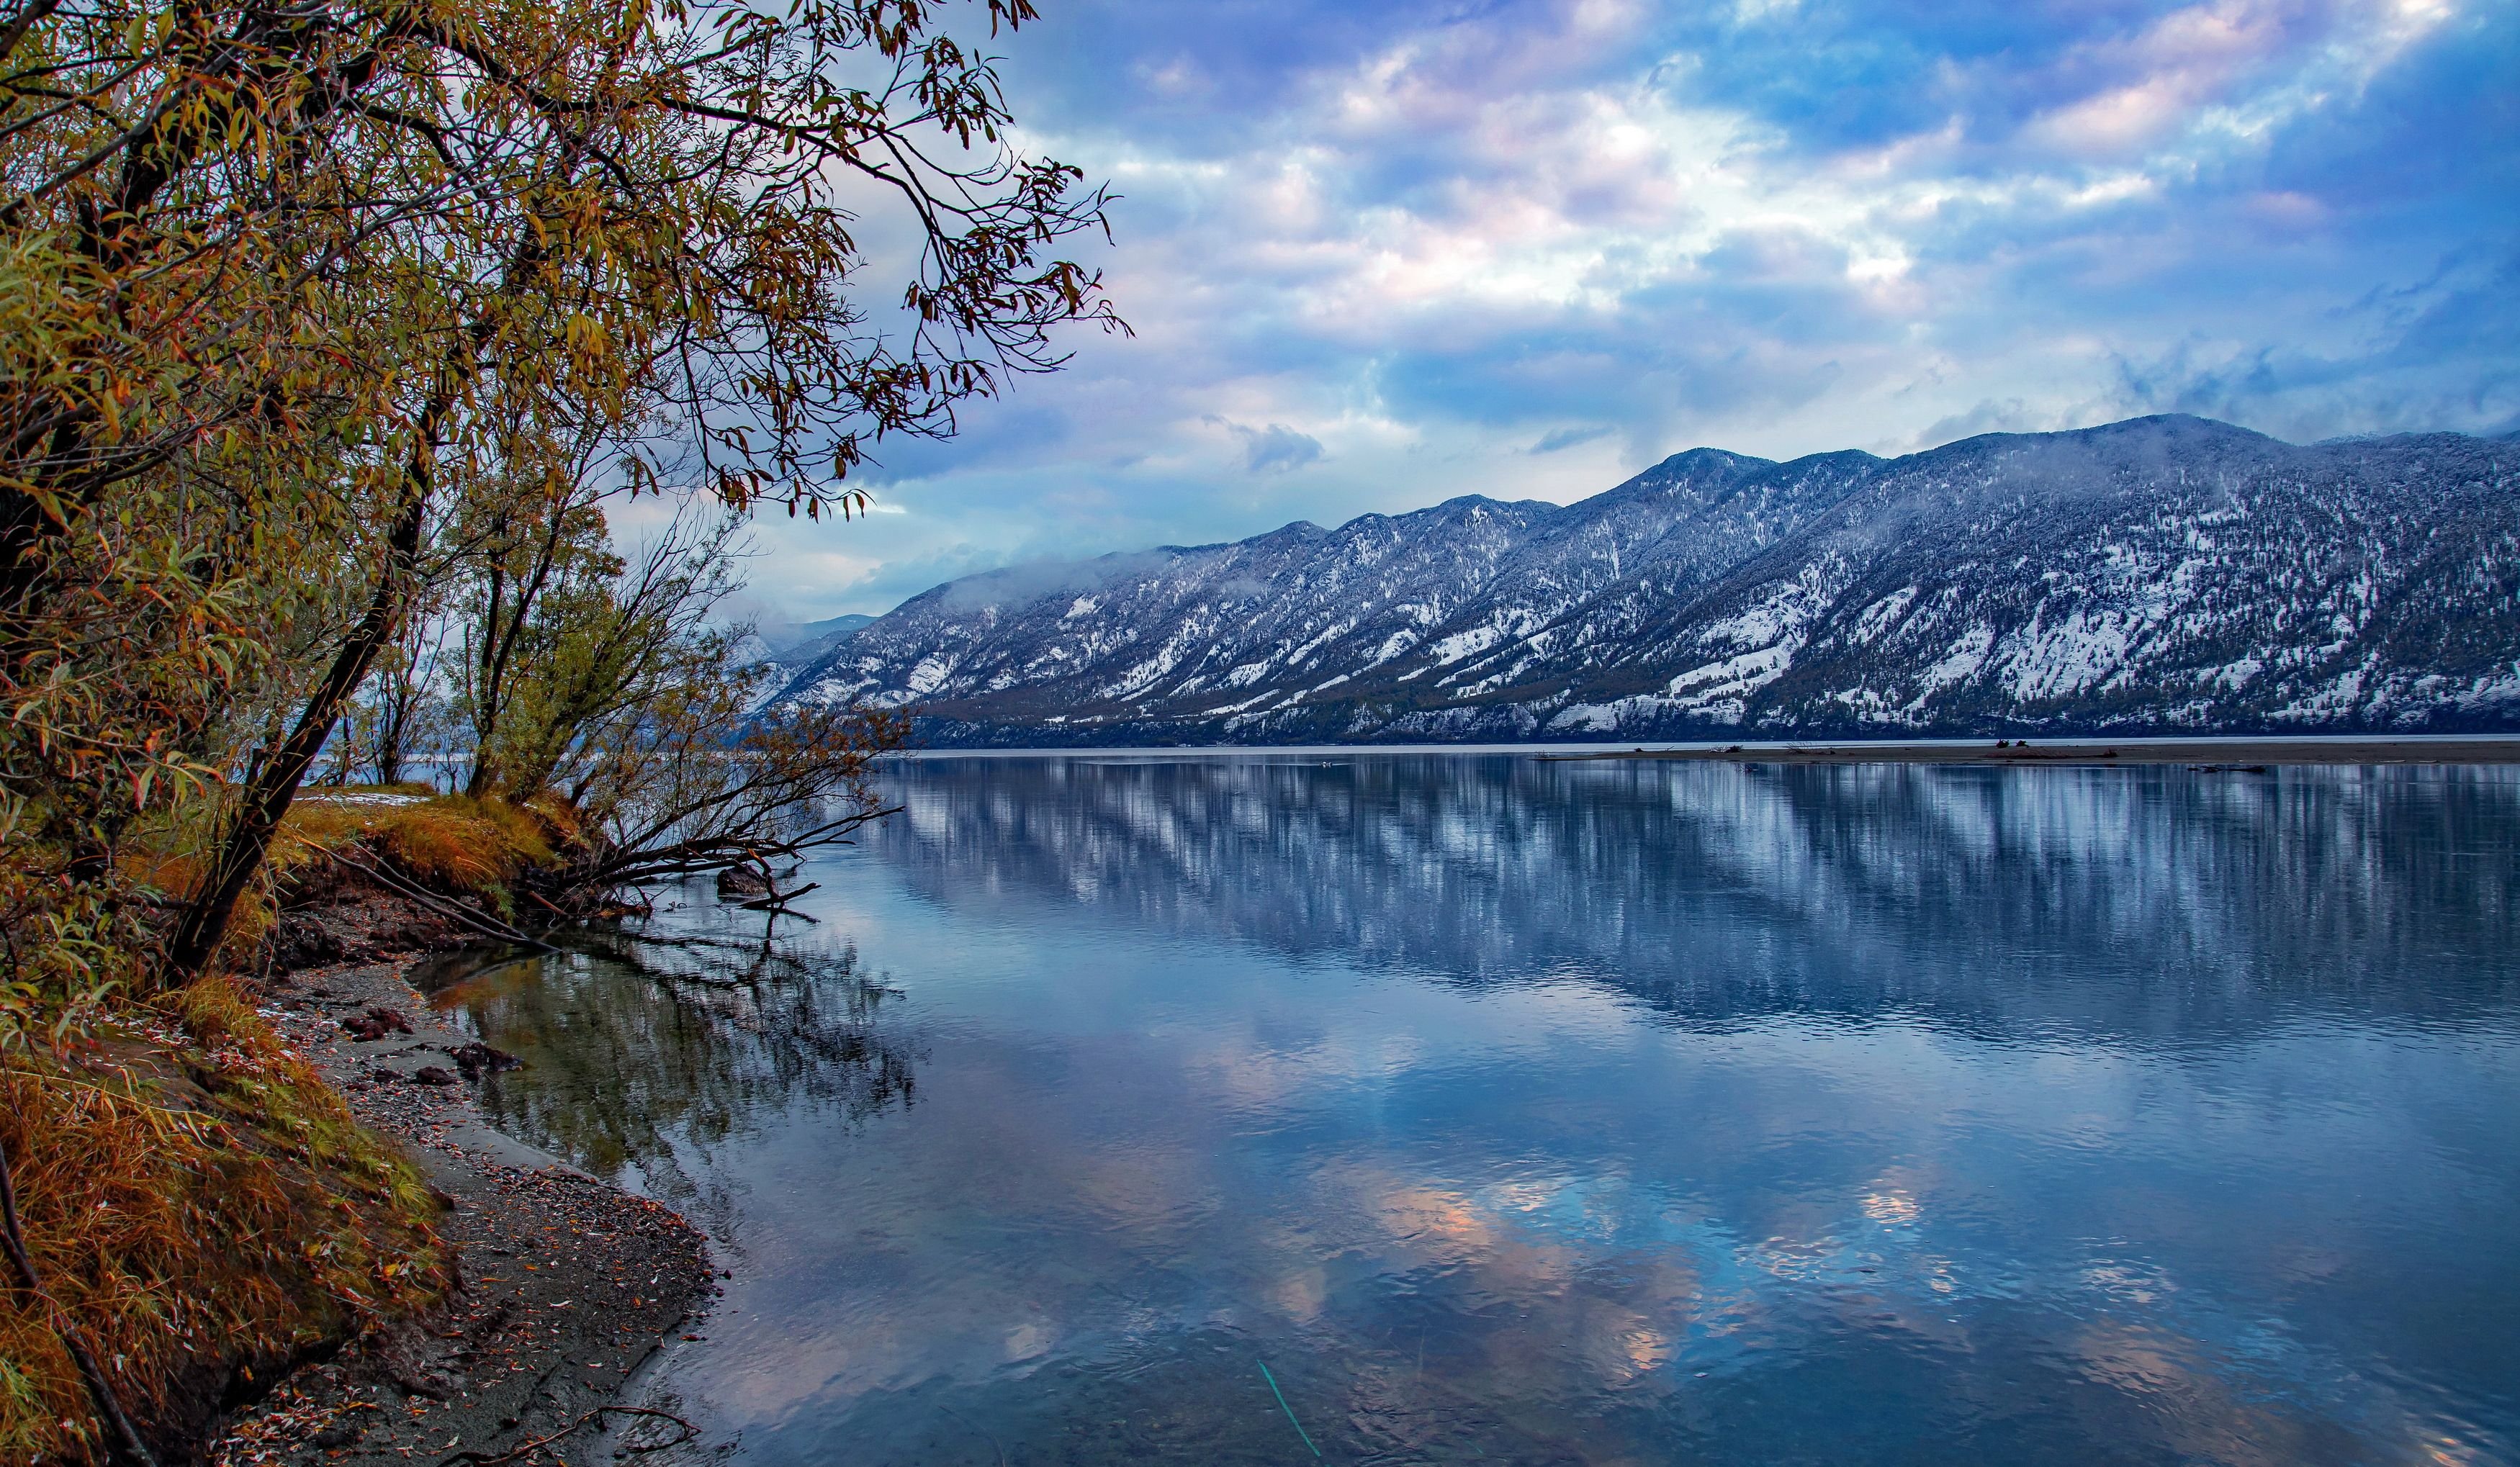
<box><xmin>887</xmin><ymin>734</ymin><xmax>2520</xmax><ymax>765</ymax></box>
<box><xmin>1532</xmin><ymin>735</ymin><xmax>2520</xmax><ymax>766</ymax></box>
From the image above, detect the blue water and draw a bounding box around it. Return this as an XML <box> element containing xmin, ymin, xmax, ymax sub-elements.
<box><xmin>428</xmin><ymin>755</ymin><xmax>2520</xmax><ymax>1465</ymax></box>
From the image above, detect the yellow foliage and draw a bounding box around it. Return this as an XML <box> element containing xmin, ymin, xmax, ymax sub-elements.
<box><xmin>522</xmin><ymin>792</ymin><xmax>585</xmax><ymax>850</ymax></box>
<box><xmin>0</xmin><ymin>980</ymin><xmax>444</xmax><ymax>1463</ymax></box>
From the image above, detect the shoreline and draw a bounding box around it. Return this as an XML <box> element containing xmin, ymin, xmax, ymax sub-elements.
<box><xmin>1531</xmin><ymin>735</ymin><xmax>2520</xmax><ymax>766</ymax></box>
<box><xmin>208</xmin><ymin>949</ymin><xmax>714</xmax><ymax>1466</ymax></box>
<box><xmin>875</xmin><ymin>734</ymin><xmax>2520</xmax><ymax>762</ymax></box>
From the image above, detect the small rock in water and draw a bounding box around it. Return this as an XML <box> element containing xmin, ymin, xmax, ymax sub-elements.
<box><xmin>716</xmin><ymin>865</ymin><xmax>772</xmax><ymax>898</ymax></box>
<box><xmin>342</xmin><ymin>1005</ymin><xmax>417</xmax><ymax>1041</ymax></box>
<box><xmin>448</xmin><ymin>1041</ymin><xmax>521</xmax><ymax>1080</ymax></box>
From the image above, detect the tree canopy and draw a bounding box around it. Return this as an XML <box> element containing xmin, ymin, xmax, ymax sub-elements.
<box><xmin>0</xmin><ymin>0</ymin><xmax>1117</xmax><ymax>1003</ymax></box>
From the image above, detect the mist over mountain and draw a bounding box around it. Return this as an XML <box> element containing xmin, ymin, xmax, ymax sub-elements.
<box><xmin>757</xmin><ymin>613</ymin><xmax>876</xmax><ymax>662</ymax></box>
<box><xmin>780</xmin><ymin>416</ymin><xmax>2520</xmax><ymax>744</ymax></box>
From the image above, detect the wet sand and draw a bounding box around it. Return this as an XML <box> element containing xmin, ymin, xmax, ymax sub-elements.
<box><xmin>1535</xmin><ymin>736</ymin><xmax>2520</xmax><ymax>767</ymax></box>
<box><xmin>209</xmin><ymin>957</ymin><xmax>713</xmax><ymax>1467</ymax></box>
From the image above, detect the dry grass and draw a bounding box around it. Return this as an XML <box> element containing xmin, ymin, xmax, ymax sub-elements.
<box><xmin>280</xmin><ymin>794</ymin><xmax>554</xmax><ymax>891</ymax></box>
<box><xmin>107</xmin><ymin>792</ymin><xmax>562</xmax><ymax>970</ymax></box>
<box><xmin>271</xmin><ymin>795</ymin><xmax>569</xmax><ymax>936</ymax></box>
<box><xmin>0</xmin><ymin>792</ymin><xmax>567</xmax><ymax>1459</ymax></box>
<box><xmin>0</xmin><ymin>980</ymin><xmax>446</xmax><ymax>1463</ymax></box>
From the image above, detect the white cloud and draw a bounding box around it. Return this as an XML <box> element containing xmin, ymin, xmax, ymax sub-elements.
<box><xmin>729</xmin><ymin>0</ymin><xmax>2509</xmax><ymax>620</ymax></box>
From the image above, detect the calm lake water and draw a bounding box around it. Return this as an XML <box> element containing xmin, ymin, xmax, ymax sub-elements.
<box><xmin>426</xmin><ymin>754</ymin><xmax>2520</xmax><ymax>1466</ymax></box>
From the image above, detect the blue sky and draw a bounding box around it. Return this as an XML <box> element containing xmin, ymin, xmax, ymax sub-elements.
<box><xmin>727</xmin><ymin>0</ymin><xmax>2520</xmax><ymax>623</ymax></box>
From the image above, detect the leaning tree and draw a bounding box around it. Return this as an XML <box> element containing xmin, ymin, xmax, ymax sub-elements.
<box><xmin>0</xmin><ymin>0</ymin><xmax>1120</xmax><ymax>991</ymax></box>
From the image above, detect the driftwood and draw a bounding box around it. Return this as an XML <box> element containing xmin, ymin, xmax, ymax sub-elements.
<box><xmin>436</xmin><ymin>1404</ymin><xmax>696</xmax><ymax>1465</ymax></box>
<box><xmin>738</xmin><ymin>880</ymin><xmax>820</xmax><ymax>916</ymax></box>
<box><xmin>325</xmin><ymin>850</ymin><xmax>560</xmax><ymax>953</ymax></box>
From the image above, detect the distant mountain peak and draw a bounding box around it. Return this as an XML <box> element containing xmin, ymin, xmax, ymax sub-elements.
<box><xmin>782</xmin><ymin>415</ymin><xmax>2520</xmax><ymax>744</ymax></box>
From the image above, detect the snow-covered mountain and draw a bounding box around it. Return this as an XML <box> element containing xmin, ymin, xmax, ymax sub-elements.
<box><xmin>780</xmin><ymin>416</ymin><xmax>2520</xmax><ymax>744</ymax></box>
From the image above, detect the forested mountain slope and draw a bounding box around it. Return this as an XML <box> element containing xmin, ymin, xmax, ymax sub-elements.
<box><xmin>783</xmin><ymin>416</ymin><xmax>2520</xmax><ymax>744</ymax></box>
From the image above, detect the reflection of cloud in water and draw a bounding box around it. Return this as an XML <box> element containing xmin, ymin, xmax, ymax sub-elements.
<box><xmin>431</xmin><ymin>758</ymin><xmax>2520</xmax><ymax>1463</ymax></box>
<box><xmin>1069</xmin><ymin>1139</ymin><xmax>1221</xmax><ymax>1237</ymax></box>
<box><xmin>1860</xmin><ymin>1183</ymin><xmax>1922</xmax><ymax>1227</ymax></box>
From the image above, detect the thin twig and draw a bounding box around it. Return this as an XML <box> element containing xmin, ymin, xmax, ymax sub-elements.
<box><xmin>603</xmin><ymin>930</ymin><xmax>760</xmax><ymax>954</ymax></box>
<box><xmin>436</xmin><ymin>1404</ymin><xmax>696</xmax><ymax>1466</ymax></box>
<box><xmin>939</xmin><ymin>1405</ymin><xmax>1009</xmax><ymax>1467</ymax></box>
<box><xmin>1258</xmin><ymin>1358</ymin><xmax>1320</xmax><ymax>1459</ymax></box>
<box><xmin>737</xmin><ymin>880</ymin><xmax>820</xmax><ymax>913</ymax></box>
<box><xmin>326</xmin><ymin>850</ymin><xmax>559</xmax><ymax>952</ymax></box>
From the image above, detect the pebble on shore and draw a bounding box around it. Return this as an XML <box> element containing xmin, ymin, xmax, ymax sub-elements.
<box><xmin>208</xmin><ymin>955</ymin><xmax>715</xmax><ymax>1466</ymax></box>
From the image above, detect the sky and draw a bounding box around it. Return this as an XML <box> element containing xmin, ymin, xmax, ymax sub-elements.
<box><xmin>726</xmin><ymin>0</ymin><xmax>2520</xmax><ymax>624</ymax></box>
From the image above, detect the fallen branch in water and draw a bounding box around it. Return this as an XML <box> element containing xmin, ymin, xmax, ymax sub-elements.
<box><xmin>605</xmin><ymin>930</ymin><xmax>758</xmax><ymax>953</ymax></box>
<box><xmin>737</xmin><ymin>880</ymin><xmax>819</xmax><ymax>912</ymax></box>
<box><xmin>437</xmin><ymin>1404</ymin><xmax>696</xmax><ymax>1466</ymax></box>
<box><xmin>625</xmin><ymin>965</ymin><xmax>749</xmax><ymax>992</ymax></box>
<box><xmin>737</xmin><ymin>877</ymin><xmax>824</xmax><ymax>931</ymax></box>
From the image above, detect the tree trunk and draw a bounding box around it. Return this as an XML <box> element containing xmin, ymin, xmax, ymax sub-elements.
<box><xmin>163</xmin><ymin>416</ymin><xmax>441</xmax><ymax>981</ymax></box>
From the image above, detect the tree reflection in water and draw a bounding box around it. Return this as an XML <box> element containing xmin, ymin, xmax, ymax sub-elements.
<box><xmin>395</xmin><ymin>758</ymin><xmax>2520</xmax><ymax>1466</ymax></box>
<box><xmin>875</xmin><ymin>756</ymin><xmax>2520</xmax><ymax>1042</ymax></box>
<box><xmin>416</xmin><ymin>916</ymin><xmax>918</xmax><ymax>1191</ymax></box>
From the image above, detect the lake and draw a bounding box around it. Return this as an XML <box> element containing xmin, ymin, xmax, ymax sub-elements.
<box><xmin>425</xmin><ymin>754</ymin><xmax>2520</xmax><ymax>1465</ymax></box>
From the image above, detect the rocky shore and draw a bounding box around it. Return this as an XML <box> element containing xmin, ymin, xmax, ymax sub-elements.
<box><xmin>206</xmin><ymin>954</ymin><xmax>714</xmax><ymax>1467</ymax></box>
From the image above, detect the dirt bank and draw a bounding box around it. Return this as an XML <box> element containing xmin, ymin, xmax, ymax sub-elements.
<box><xmin>207</xmin><ymin>954</ymin><xmax>714</xmax><ymax>1467</ymax></box>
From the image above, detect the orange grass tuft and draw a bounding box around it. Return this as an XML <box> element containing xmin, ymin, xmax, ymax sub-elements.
<box><xmin>279</xmin><ymin>795</ymin><xmax>557</xmax><ymax>895</ymax></box>
<box><xmin>0</xmin><ymin>980</ymin><xmax>445</xmax><ymax>1463</ymax></box>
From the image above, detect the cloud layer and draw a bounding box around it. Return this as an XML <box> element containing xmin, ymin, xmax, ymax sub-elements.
<box><xmin>748</xmin><ymin>0</ymin><xmax>2520</xmax><ymax>617</ymax></box>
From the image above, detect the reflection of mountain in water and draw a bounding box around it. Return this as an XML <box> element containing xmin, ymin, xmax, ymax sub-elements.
<box><xmin>421</xmin><ymin>931</ymin><xmax>917</xmax><ymax>1186</ymax></box>
<box><xmin>877</xmin><ymin>756</ymin><xmax>2520</xmax><ymax>1041</ymax></box>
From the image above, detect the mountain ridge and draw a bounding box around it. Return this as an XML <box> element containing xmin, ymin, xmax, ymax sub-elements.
<box><xmin>780</xmin><ymin>415</ymin><xmax>2520</xmax><ymax>744</ymax></box>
